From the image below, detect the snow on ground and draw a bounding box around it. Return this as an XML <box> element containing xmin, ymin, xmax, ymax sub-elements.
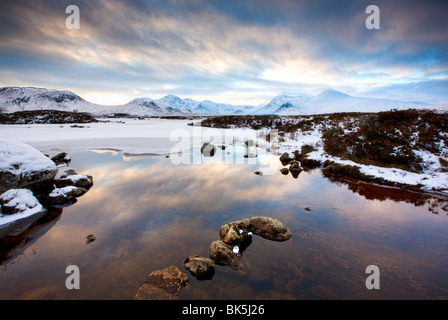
<box><xmin>1</xmin><ymin>118</ymin><xmax>447</xmax><ymax>193</ymax></box>
<box><xmin>277</xmin><ymin>128</ymin><xmax>448</xmax><ymax>193</ymax></box>
<box><xmin>0</xmin><ymin>118</ymin><xmax>198</xmax><ymax>155</ymax></box>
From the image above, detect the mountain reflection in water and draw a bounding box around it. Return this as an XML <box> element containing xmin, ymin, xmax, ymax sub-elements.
<box><xmin>0</xmin><ymin>149</ymin><xmax>447</xmax><ymax>300</ymax></box>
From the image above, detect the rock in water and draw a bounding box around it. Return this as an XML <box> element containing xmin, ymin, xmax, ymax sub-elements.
<box><xmin>183</xmin><ymin>256</ymin><xmax>215</xmax><ymax>280</ymax></box>
<box><xmin>209</xmin><ymin>240</ymin><xmax>242</xmax><ymax>270</ymax></box>
<box><xmin>220</xmin><ymin>216</ymin><xmax>292</xmax><ymax>242</ymax></box>
<box><xmin>245</xmin><ymin>217</ymin><xmax>292</xmax><ymax>241</ymax></box>
<box><xmin>200</xmin><ymin>143</ymin><xmax>216</xmax><ymax>157</ymax></box>
<box><xmin>51</xmin><ymin>152</ymin><xmax>71</xmax><ymax>165</ymax></box>
<box><xmin>134</xmin><ymin>265</ymin><xmax>189</xmax><ymax>300</ymax></box>
<box><xmin>47</xmin><ymin>186</ymin><xmax>87</xmax><ymax>205</ymax></box>
<box><xmin>279</xmin><ymin>152</ymin><xmax>292</xmax><ymax>164</ymax></box>
<box><xmin>86</xmin><ymin>234</ymin><xmax>96</xmax><ymax>244</ymax></box>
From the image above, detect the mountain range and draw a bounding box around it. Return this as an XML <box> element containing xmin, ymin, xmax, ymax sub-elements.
<box><xmin>0</xmin><ymin>86</ymin><xmax>438</xmax><ymax>117</ymax></box>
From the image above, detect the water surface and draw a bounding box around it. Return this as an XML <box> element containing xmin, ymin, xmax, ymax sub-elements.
<box><xmin>1</xmin><ymin>147</ymin><xmax>447</xmax><ymax>300</ymax></box>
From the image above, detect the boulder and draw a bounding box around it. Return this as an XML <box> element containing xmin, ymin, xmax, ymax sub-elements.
<box><xmin>0</xmin><ymin>189</ymin><xmax>43</xmax><ymax>216</ymax></box>
<box><xmin>47</xmin><ymin>186</ymin><xmax>87</xmax><ymax>205</ymax></box>
<box><xmin>183</xmin><ymin>256</ymin><xmax>215</xmax><ymax>280</ymax></box>
<box><xmin>245</xmin><ymin>217</ymin><xmax>292</xmax><ymax>241</ymax></box>
<box><xmin>279</xmin><ymin>152</ymin><xmax>292</xmax><ymax>164</ymax></box>
<box><xmin>220</xmin><ymin>217</ymin><xmax>292</xmax><ymax>242</ymax></box>
<box><xmin>289</xmin><ymin>161</ymin><xmax>303</xmax><ymax>173</ymax></box>
<box><xmin>50</xmin><ymin>152</ymin><xmax>71</xmax><ymax>165</ymax></box>
<box><xmin>54</xmin><ymin>174</ymin><xmax>93</xmax><ymax>189</ymax></box>
<box><xmin>0</xmin><ymin>189</ymin><xmax>47</xmax><ymax>236</ymax></box>
<box><xmin>0</xmin><ymin>139</ymin><xmax>57</xmax><ymax>194</ymax></box>
<box><xmin>280</xmin><ymin>168</ymin><xmax>289</xmax><ymax>175</ymax></box>
<box><xmin>200</xmin><ymin>143</ymin><xmax>216</xmax><ymax>157</ymax></box>
<box><xmin>209</xmin><ymin>240</ymin><xmax>240</xmax><ymax>268</ymax></box>
<box><xmin>134</xmin><ymin>265</ymin><xmax>188</xmax><ymax>300</ymax></box>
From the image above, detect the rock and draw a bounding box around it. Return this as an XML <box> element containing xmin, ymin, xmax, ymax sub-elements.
<box><xmin>0</xmin><ymin>189</ymin><xmax>43</xmax><ymax>216</ymax></box>
<box><xmin>0</xmin><ymin>189</ymin><xmax>47</xmax><ymax>235</ymax></box>
<box><xmin>254</xmin><ymin>171</ymin><xmax>263</xmax><ymax>176</ymax></box>
<box><xmin>54</xmin><ymin>174</ymin><xmax>93</xmax><ymax>189</ymax></box>
<box><xmin>183</xmin><ymin>256</ymin><xmax>215</xmax><ymax>280</ymax></box>
<box><xmin>0</xmin><ymin>139</ymin><xmax>57</xmax><ymax>194</ymax></box>
<box><xmin>220</xmin><ymin>224</ymin><xmax>249</xmax><ymax>245</ymax></box>
<box><xmin>47</xmin><ymin>186</ymin><xmax>87</xmax><ymax>205</ymax></box>
<box><xmin>303</xmin><ymin>206</ymin><xmax>312</xmax><ymax>211</ymax></box>
<box><xmin>201</xmin><ymin>143</ymin><xmax>216</xmax><ymax>157</ymax></box>
<box><xmin>279</xmin><ymin>152</ymin><xmax>292</xmax><ymax>164</ymax></box>
<box><xmin>86</xmin><ymin>234</ymin><xmax>96</xmax><ymax>244</ymax></box>
<box><xmin>50</xmin><ymin>152</ymin><xmax>71</xmax><ymax>165</ymax></box>
<box><xmin>245</xmin><ymin>217</ymin><xmax>292</xmax><ymax>241</ymax></box>
<box><xmin>289</xmin><ymin>161</ymin><xmax>303</xmax><ymax>173</ymax></box>
<box><xmin>134</xmin><ymin>265</ymin><xmax>188</xmax><ymax>300</ymax></box>
<box><xmin>220</xmin><ymin>217</ymin><xmax>292</xmax><ymax>242</ymax></box>
<box><xmin>209</xmin><ymin>240</ymin><xmax>240</xmax><ymax>268</ymax></box>
<box><xmin>280</xmin><ymin>168</ymin><xmax>289</xmax><ymax>175</ymax></box>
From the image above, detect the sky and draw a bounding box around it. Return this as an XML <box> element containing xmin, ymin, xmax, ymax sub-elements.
<box><xmin>0</xmin><ymin>0</ymin><xmax>447</xmax><ymax>106</ymax></box>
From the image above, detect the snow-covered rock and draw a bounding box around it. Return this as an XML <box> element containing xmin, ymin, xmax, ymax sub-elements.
<box><xmin>0</xmin><ymin>189</ymin><xmax>45</xmax><ymax>231</ymax></box>
<box><xmin>47</xmin><ymin>186</ymin><xmax>87</xmax><ymax>205</ymax></box>
<box><xmin>0</xmin><ymin>139</ymin><xmax>57</xmax><ymax>193</ymax></box>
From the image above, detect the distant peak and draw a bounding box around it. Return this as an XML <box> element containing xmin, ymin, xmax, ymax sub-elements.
<box><xmin>317</xmin><ymin>89</ymin><xmax>351</xmax><ymax>98</ymax></box>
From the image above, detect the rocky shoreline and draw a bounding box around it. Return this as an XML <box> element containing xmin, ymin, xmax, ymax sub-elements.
<box><xmin>0</xmin><ymin>139</ymin><xmax>93</xmax><ymax>236</ymax></box>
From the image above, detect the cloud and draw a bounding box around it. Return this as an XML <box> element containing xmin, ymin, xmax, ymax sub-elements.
<box><xmin>0</xmin><ymin>0</ymin><xmax>447</xmax><ymax>105</ymax></box>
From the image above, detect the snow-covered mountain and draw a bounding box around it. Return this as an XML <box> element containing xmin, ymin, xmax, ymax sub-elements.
<box><xmin>0</xmin><ymin>86</ymin><xmax>440</xmax><ymax>117</ymax></box>
<box><xmin>155</xmin><ymin>95</ymin><xmax>258</xmax><ymax>115</ymax></box>
<box><xmin>253</xmin><ymin>89</ymin><xmax>429</xmax><ymax>115</ymax></box>
<box><xmin>0</xmin><ymin>87</ymin><xmax>190</xmax><ymax>117</ymax></box>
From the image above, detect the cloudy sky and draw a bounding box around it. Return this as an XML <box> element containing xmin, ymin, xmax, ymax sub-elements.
<box><xmin>0</xmin><ymin>0</ymin><xmax>447</xmax><ymax>106</ymax></box>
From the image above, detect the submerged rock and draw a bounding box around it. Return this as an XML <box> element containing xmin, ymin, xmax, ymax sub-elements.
<box><xmin>86</xmin><ymin>234</ymin><xmax>96</xmax><ymax>244</ymax></box>
<box><xmin>183</xmin><ymin>256</ymin><xmax>215</xmax><ymax>280</ymax></box>
<box><xmin>134</xmin><ymin>265</ymin><xmax>188</xmax><ymax>300</ymax></box>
